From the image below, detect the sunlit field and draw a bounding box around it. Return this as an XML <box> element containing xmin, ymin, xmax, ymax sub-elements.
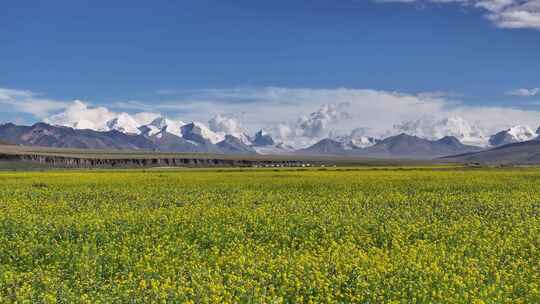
<box><xmin>1</xmin><ymin>168</ymin><xmax>539</xmax><ymax>303</ymax></box>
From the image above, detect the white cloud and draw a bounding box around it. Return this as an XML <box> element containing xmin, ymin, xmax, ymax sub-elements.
<box><xmin>3</xmin><ymin>86</ymin><xmax>540</xmax><ymax>149</ymax></box>
<box><xmin>208</xmin><ymin>114</ymin><xmax>252</xmax><ymax>144</ymax></box>
<box><xmin>393</xmin><ymin>115</ymin><xmax>490</xmax><ymax>146</ymax></box>
<box><xmin>507</xmin><ymin>88</ymin><xmax>540</xmax><ymax>96</ymax></box>
<box><xmin>109</xmin><ymin>87</ymin><xmax>540</xmax><ymax>147</ymax></box>
<box><xmin>45</xmin><ymin>100</ymin><xmax>159</xmax><ymax>131</ymax></box>
<box><xmin>0</xmin><ymin>88</ymin><xmax>69</xmax><ymax>118</ymax></box>
<box><xmin>208</xmin><ymin>114</ymin><xmax>246</xmax><ymax>135</ymax></box>
<box><xmin>272</xmin><ymin>103</ymin><xmax>352</xmax><ymax>147</ymax></box>
<box><xmin>374</xmin><ymin>0</ymin><xmax>540</xmax><ymax>30</ymax></box>
<box><xmin>295</xmin><ymin>103</ymin><xmax>351</xmax><ymax>138</ymax></box>
<box><xmin>45</xmin><ymin>100</ymin><xmax>113</xmax><ymax>130</ymax></box>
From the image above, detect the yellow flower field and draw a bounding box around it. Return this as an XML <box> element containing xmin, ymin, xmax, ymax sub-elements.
<box><xmin>1</xmin><ymin>168</ymin><xmax>539</xmax><ymax>303</ymax></box>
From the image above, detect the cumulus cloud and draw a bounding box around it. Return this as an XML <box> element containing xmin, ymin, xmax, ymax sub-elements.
<box><xmin>45</xmin><ymin>100</ymin><xmax>159</xmax><ymax>131</ymax></box>
<box><xmin>207</xmin><ymin>114</ymin><xmax>252</xmax><ymax>144</ymax></box>
<box><xmin>208</xmin><ymin>114</ymin><xmax>246</xmax><ymax>136</ymax></box>
<box><xmin>507</xmin><ymin>88</ymin><xmax>540</xmax><ymax>96</ymax></box>
<box><xmin>124</xmin><ymin>87</ymin><xmax>452</xmax><ymax>136</ymax></box>
<box><xmin>106</xmin><ymin>87</ymin><xmax>540</xmax><ymax>147</ymax></box>
<box><xmin>272</xmin><ymin>103</ymin><xmax>352</xmax><ymax>147</ymax></box>
<box><xmin>45</xmin><ymin>100</ymin><xmax>115</xmax><ymax>130</ymax></box>
<box><xmin>295</xmin><ymin>103</ymin><xmax>351</xmax><ymax>138</ymax></box>
<box><xmin>374</xmin><ymin>0</ymin><xmax>540</xmax><ymax>30</ymax></box>
<box><xmin>393</xmin><ymin>115</ymin><xmax>490</xmax><ymax>146</ymax></box>
<box><xmin>3</xmin><ymin>86</ymin><xmax>540</xmax><ymax>149</ymax></box>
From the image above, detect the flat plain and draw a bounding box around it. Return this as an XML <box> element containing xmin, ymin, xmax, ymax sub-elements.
<box><xmin>1</xmin><ymin>167</ymin><xmax>539</xmax><ymax>303</ymax></box>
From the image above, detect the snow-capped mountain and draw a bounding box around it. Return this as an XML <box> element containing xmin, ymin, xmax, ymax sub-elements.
<box><xmin>357</xmin><ymin>134</ymin><xmax>482</xmax><ymax>158</ymax></box>
<box><xmin>219</xmin><ymin>131</ymin><xmax>251</xmax><ymax>146</ymax></box>
<box><xmin>217</xmin><ymin>135</ymin><xmax>256</xmax><ymax>154</ymax></box>
<box><xmin>331</xmin><ymin>128</ymin><xmax>379</xmax><ymax>149</ymax></box>
<box><xmin>139</xmin><ymin>117</ymin><xmax>185</xmax><ymax>137</ymax></box>
<box><xmin>37</xmin><ymin>100</ymin><xmax>540</xmax><ymax>158</ymax></box>
<box><xmin>394</xmin><ymin>116</ymin><xmax>489</xmax><ymax>147</ymax></box>
<box><xmin>55</xmin><ymin>110</ymin><xmax>237</xmax><ymax>147</ymax></box>
<box><xmin>489</xmin><ymin>125</ymin><xmax>538</xmax><ymax>147</ymax></box>
<box><xmin>392</xmin><ymin>117</ymin><xmax>540</xmax><ymax>148</ymax></box>
<box><xmin>51</xmin><ymin>108</ymin><xmax>145</xmax><ymax>134</ymax></box>
<box><xmin>299</xmin><ymin>133</ymin><xmax>482</xmax><ymax>158</ymax></box>
<box><xmin>181</xmin><ymin>122</ymin><xmax>225</xmax><ymax>145</ymax></box>
<box><xmin>35</xmin><ymin>101</ymin><xmax>540</xmax><ymax>157</ymax></box>
<box><xmin>105</xmin><ymin>113</ymin><xmax>141</xmax><ymax>134</ymax></box>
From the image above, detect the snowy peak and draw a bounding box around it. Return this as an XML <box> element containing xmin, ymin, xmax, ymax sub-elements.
<box><xmin>147</xmin><ymin>117</ymin><xmax>169</xmax><ymax>130</ymax></box>
<box><xmin>252</xmin><ymin>130</ymin><xmax>275</xmax><ymax>146</ymax></box>
<box><xmin>507</xmin><ymin>125</ymin><xmax>536</xmax><ymax>141</ymax></box>
<box><xmin>105</xmin><ymin>113</ymin><xmax>140</xmax><ymax>134</ymax></box>
<box><xmin>216</xmin><ymin>135</ymin><xmax>256</xmax><ymax>154</ymax></box>
<box><xmin>140</xmin><ymin>117</ymin><xmax>185</xmax><ymax>137</ymax></box>
<box><xmin>57</xmin><ymin>109</ymin><xmax>143</xmax><ymax>135</ymax></box>
<box><xmin>393</xmin><ymin>117</ymin><xmax>540</xmax><ymax>148</ymax></box>
<box><xmin>228</xmin><ymin>132</ymin><xmax>251</xmax><ymax>146</ymax></box>
<box><xmin>181</xmin><ymin>122</ymin><xmax>225</xmax><ymax>145</ymax></box>
<box><xmin>489</xmin><ymin>125</ymin><xmax>537</xmax><ymax>147</ymax></box>
<box><xmin>331</xmin><ymin>128</ymin><xmax>379</xmax><ymax>149</ymax></box>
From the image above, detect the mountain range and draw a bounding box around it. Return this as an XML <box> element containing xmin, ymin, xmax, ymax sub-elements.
<box><xmin>1</xmin><ymin>115</ymin><xmax>540</xmax><ymax>161</ymax></box>
<box><xmin>443</xmin><ymin>141</ymin><xmax>540</xmax><ymax>164</ymax></box>
<box><xmin>298</xmin><ymin>134</ymin><xmax>483</xmax><ymax>159</ymax></box>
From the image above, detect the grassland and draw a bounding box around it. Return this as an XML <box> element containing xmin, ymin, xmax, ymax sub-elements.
<box><xmin>1</xmin><ymin>168</ymin><xmax>539</xmax><ymax>303</ymax></box>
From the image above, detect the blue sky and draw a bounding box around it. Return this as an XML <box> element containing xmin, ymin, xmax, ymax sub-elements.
<box><xmin>1</xmin><ymin>0</ymin><xmax>539</xmax><ymax>138</ymax></box>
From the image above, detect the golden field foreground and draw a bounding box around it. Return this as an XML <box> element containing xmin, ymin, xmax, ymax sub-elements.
<box><xmin>1</xmin><ymin>168</ymin><xmax>539</xmax><ymax>303</ymax></box>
